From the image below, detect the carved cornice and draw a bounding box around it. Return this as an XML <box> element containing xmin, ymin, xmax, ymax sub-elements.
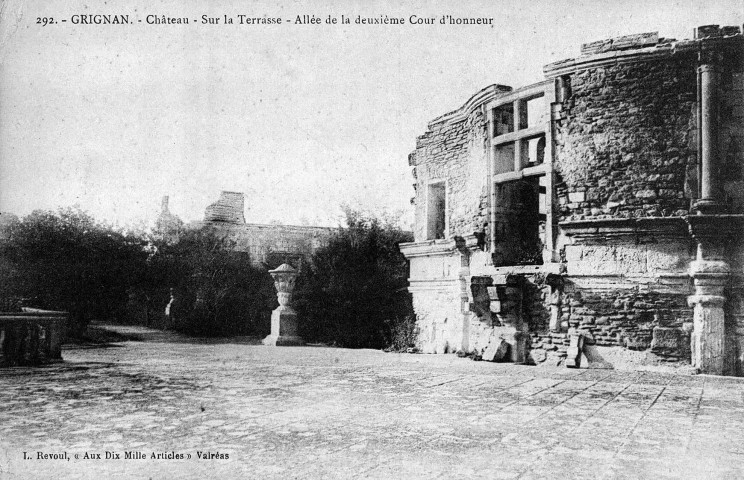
<box><xmin>686</xmin><ymin>214</ymin><xmax>744</xmax><ymax>242</ymax></box>
<box><xmin>544</xmin><ymin>35</ymin><xmax>743</xmax><ymax>78</ymax></box>
<box><xmin>426</xmin><ymin>84</ymin><xmax>513</xmax><ymax>128</ymax></box>
<box><xmin>688</xmin><ymin>294</ymin><xmax>726</xmax><ymax>307</ymax></box>
<box><xmin>559</xmin><ymin>217</ymin><xmax>690</xmax><ymax>240</ymax></box>
<box><xmin>399</xmin><ymin>239</ymin><xmax>458</xmax><ymax>258</ymax></box>
<box><xmin>407</xmin><ymin>278</ymin><xmax>459</xmax><ymax>291</ymax></box>
<box><xmin>454</xmin><ymin>234</ymin><xmax>481</xmax><ymax>254</ymax></box>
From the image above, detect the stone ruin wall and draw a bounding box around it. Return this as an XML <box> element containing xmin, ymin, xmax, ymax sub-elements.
<box><xmin>553</xmin><ymin>56</ymin><xmax>698</xmax><ymax>221</ymax></box>
<box><xmin>466</xmin><ymin>273</ymin><xmax>696</xmax><ymax>366</ymax></box>
<box><xmin>546</xmin><ymin>51</ymin><xmax>700</xmax><ymax>367</ymax></box>
<box><xmin>190</xmin><ymin>220</ymin><xmax>337</xmax><ymax>271</ymax></box>
<box><xmin>404</xmin><ymin>29</ymin><xmax>744</xmax><ymax>374</ymax></box>
<box><xmin>411</xmin><ymin>91</ymin><xmax>503</xmax><ymax>243</ymax></box>
<box><xmin>541</xmin><ymin>36</ymin><xmax>743</xmax><ymax>373</ymax></box>
<box><xmin>408</xmin><ymin>88</ymin><xmax>510</xmax><ymax>354</ymax></box>
<box><xmin>166</xmin><ymin>191</ymin><xmax>338</xmax><ymax>269</ymax></box>
<box><xmin>229</xmin><ymin>223</ymin><xmax>336</xmax><ymax>267</ymax></box>
<box><xmin>411</xmin><ymin>285</ymin><xmax>464</xmax><ymax>354</ymax></box>
<box><xmin>530</xmin><ymin>283</ymin><xmax>695</xmax><ymax>364</ymax></box>
<box><xmin>720</xmin><ymin>45</ymin><xmax>744</xmax><ymax>209</ymax></box>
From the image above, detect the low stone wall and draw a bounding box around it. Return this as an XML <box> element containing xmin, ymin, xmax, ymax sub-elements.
<box><xmin>0</xmin><ymin>310</ymin><xmax>66</xmax><ymax>367</ymax></box>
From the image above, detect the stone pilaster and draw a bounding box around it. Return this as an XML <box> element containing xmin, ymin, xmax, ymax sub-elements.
<box><xmin>688</xmin><ymin>260</ymin><xmax>729</xmax><ymax>374</ymax></box>
<box><xmin>686</xmin><ymin>215</ymin><xmax>743</xmax><ymax>375</ymax></box>
<box><xmin>455</xmin><ymin>235</ymin><xmax>480</xmax><ymax>353</ymax></box>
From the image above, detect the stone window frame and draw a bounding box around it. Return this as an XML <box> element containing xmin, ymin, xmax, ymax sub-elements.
<box><xmin>425</xmin><ymin>178</ymin><xmax>448</xmax><ymax>240</ymax></box>
<box><xmin>485</xmin><ymin>80</ymin><xmax>557</xmax><ymax>264</ymax></box>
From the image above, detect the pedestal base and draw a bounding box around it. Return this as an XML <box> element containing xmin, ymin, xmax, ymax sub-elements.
<box><xmin>688</xmin><ymin>295</ymin><xmax>725</xmax><ymax>375</ymax></box>
<box><xmin>262</xmin><ymin>307</ymin><xmax>304</xmax><ymax>347</ymax></box>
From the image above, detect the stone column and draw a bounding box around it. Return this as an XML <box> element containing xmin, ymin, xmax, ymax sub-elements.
<box><xmin>695</xmin><ymin>64</ymin><xmax>721</xmax><ymax>212</ymax></box>
<box><xmin>688</xmin><ymin>63</ymin><xmax>728</xmax><ymax>373</ymax></box>
<box><xmin>688</xmin><ymin>259</ymin><xmax>729</xmax><ymax>374</ymax></box>
<box><xmin>514</xmin><ymin>100</ymin><xmax>524</xmax><ymax>171</ymax></box>
<box><xmin>263</xmin><ymin>263</ymin><xmax>304</xmax><ymax>346</ymax></box>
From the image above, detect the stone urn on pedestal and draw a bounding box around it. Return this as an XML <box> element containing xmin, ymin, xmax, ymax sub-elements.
<box><xmin>263</xmin><ymin>263</ymin><xmax>305</xmax><ymax>346</ymax></box>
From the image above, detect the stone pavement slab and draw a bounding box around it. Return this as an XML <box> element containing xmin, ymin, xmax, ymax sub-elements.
<box><xmin>1</xmin><ymin>326</ymin><xmax>743</xmax><ymax>479</ymax></box>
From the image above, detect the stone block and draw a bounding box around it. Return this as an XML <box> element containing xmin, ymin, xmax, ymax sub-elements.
<box><xmin>579</xmin><ymin>330</ymin><xmax>595</xmax><ymax>345</ymax></box>
<box><xmin>566</xmin><ymin>332</ymin><xmax>584</xmax><ymax>368</ymax></box>
<box><xmin>694</xmin><ymin>25</ymin><xmax>720</xmax><ymax>39</ymax></box>
<box><xmin>512</xmin><ymin>332</ymin><xmax>530</xmax><ymax>364</ymax></box>
<box><xmin>650</xmin><ymin>327</ymin><xmax>685</xmax><ymax>355</ymax></box>
<box><xmin>529</xmin><ymin>348</ymin><xmax>547</xmax><ymax>364</ymax></box>
<box><xmin>625</xmin><ymin>336</ymin><xmax>651</xmax><ymax>351</ymax></box>
<box><xmin>581</xmin><ymin>39</ymin><xmax>612</xmax><ymax>55</ymax></box>
<box><xmin>568</xmin><ymin>191</ymin><xmax>586</xmax><ymax>203</ymax></box>
<box><xmin>482</xmin><ymin>337</ymin><xmax>510</xmax><ymax>362</ymax></box>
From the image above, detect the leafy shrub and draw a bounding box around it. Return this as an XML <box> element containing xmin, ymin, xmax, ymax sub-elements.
<box><xmin>0</xmin><ymin>209</ymin><xmax>275</xmax><ymax>338</ymax></box>
<box><xmin>385</xmin><ymin>314</ymin><xmax>418</xmax><ymax>352</ymax></box>
<box><xmin>0</xmin><ymin>208</ymin><xmax>149</xmax><ymax>336</ymax></box>
<box><xmin>0</xmin><ymin>206</ymin><xmax>415</xmax><ymax>344</ymax></box>
<box><xmin>295</xmin><ymin>209</ymin><xmax>415</xmax><ymax>349</ymax></box>
<box><xmin>146</xmin><ymin>227</ymin><xmax>275</xmax><ymax>337</ymax></box>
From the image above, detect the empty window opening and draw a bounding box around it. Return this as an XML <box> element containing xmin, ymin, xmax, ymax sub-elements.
<box><xmin>427</xmin><ymin>182</ymin><xmax>446</xmax><ymax>240</ymax></box>
<box><xmin>520</xmin><ymin>135</ymin><xmax>546</xmax><ymax>166</ymax></box>
<box><xmin>494</xmin><ymin>143</ymin><xmax>515</xmax><ymax>175</ymax></box>
<box><xmin>493</xmin><ymin>103</ymin><xmax>514</xmax><ymax>137</ymax></box>
<box><xmin>492</xmin><ymin>178</ymin><xmax>544</xmax><ymax>266</ymax></box>
<box><xmin>524</xmin><ymin>96</ymin><xmax>546</xmax><ymax>129</ymax></box>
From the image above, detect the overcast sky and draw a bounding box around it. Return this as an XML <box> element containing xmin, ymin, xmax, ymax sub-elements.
<box><xmin>1</xmin><ymin>0</ymin><xmax>742</xmax><ymax>228</ymax></box>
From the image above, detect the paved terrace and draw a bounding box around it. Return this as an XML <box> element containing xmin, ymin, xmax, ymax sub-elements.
<box><xmin>1</xmin><ymin>326</ymin><xmax>743</xmax><ymax>479</ymax></box>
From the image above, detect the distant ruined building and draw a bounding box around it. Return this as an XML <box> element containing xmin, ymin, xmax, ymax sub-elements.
<box><xmin>154</xmin><ymin>196</ymin><xmax>184</xmax><ymax>241</ymax></box>
<box><xmin>204</xmin><ymin>191</ymin><xmax>246</xmax><ymax>224</ymax></box>
<box><xmin>400</xmin><ymin>25</ymin><xmax>744</xmax><ymax>376</ymax></box>
<box><xmin>155</xmin><ymin>191</ymin><xmax>336</xmax><ymax>270</ymax></box>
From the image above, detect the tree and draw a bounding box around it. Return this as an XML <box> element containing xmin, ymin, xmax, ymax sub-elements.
<box><xmin>295</xmin><ymin>208</ymin><xmax>415</xmax><ymax>349</ymax></box>
<box><xmin>0</xmin><ymin>208</ymin><xmax>149</xmax><ymax>336</ymax></box>
<box><xmin>145</xmin><ymin>227</ymin><xmax>275</xmax><ymax>336</ymax></box>
<box><xmin>0</xmin><ymin>209</ymin><xmax>276</xmax><ymax>338</ymax></box>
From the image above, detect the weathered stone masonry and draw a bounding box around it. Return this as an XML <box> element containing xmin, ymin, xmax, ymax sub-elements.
<box><xmin>410</xmin><ymin>85</ymin><xmax>511</xmax><ymax>242</ymax></box>
<box><xmin>156</xmin><ymin>191</ymin><xmax>337</xmax><ymax>270</ymax></box>
<box><xmin>401</xmin><ymin>26</ymin><xmax>744</xmax><ymax>376</ymax></box>
<box><xmin>554</xmin><ymin>58</ymin><xmax>697</xmax><ymax>220</ymax></box>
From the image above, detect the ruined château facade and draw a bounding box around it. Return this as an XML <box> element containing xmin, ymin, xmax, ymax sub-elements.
<box><xmin>400</xmin><ymin>26</ymin><xmax>744</xmax><ymax>376</ymax></box>
<box><xmin>156</xmin><ymin>191</ymin><xmax>337</xmax><ymax>270</ymax></box>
